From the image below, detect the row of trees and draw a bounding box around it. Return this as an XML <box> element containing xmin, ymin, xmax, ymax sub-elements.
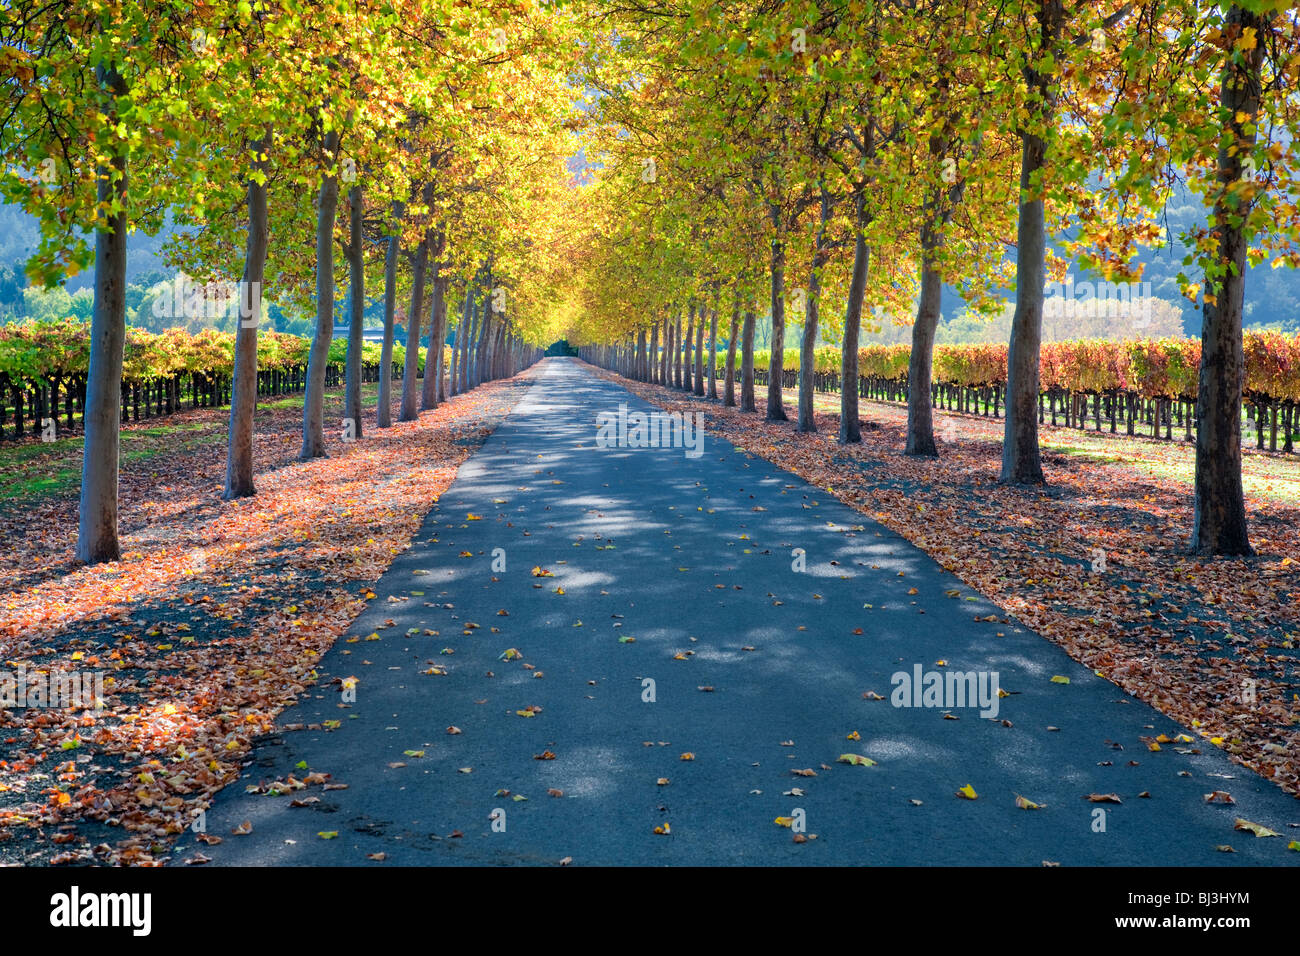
<box><xmin>561</xmin><ymin>0</ymin><xmax>1300</xmax><ymax>556</ymax></box>
<box><xmin>1</xmin><ymin>1</ymin><xmax>575</xmax><ymax>563</ymax></box>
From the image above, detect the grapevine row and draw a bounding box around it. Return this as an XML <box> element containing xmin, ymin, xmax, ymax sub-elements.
<box><xmin>0</xmin><ymin>320</ymin><xmax>439</xmax><ymax>441</ymax></box>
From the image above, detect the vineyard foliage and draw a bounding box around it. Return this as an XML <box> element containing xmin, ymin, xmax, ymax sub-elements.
<box><xmin>734</xmin><ymin>333</ymin><xmax>1300</xmax><ymax>402</ymax></box>
<box><xmin>0</xmin><ymin>320</ymin><xmax>444</xmax><ymax>381</ymax></box>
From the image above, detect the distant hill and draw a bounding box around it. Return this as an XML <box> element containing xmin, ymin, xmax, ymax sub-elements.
<box><xmin>0</xmin><ymin>201</ymin><xmax>177</xmax><ymax>293</ymax></box>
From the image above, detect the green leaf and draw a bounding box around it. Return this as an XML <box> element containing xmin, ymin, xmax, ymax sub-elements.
<box><xmin>837</xmin><ymin>753</ymin><xmax>877</xmax><ymax>766</ymax></box>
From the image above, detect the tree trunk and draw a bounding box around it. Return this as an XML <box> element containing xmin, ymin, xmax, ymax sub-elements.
<box><xmin>999</xmin><ymin>1</ymin><xmax>1062</xmax><ymax>485</ymax></box>
<box><xmin>659</xmin><ymin>314</ymin><xmax>669</xmax><ymax>384</ymax></box>
<box><xmin>767</xmin><ymin>204</ymin><xmax>788</xmax><ymax>421</ymax></box>
<box><xmin>300</xmin><ymin>128</ymin><xmax>341</xmax><ymax>460</ymax></box>
<box><xmin>449</xmin><ymin>310</ymin><xmax>459</xmax><ymax>396</ymax></box>
<box><xmin>434</xmin><ymin>274</ymin><xmax>449</xmax><ymax>403</ymax></box>
<box><xmin>422</xmin><ymin>265</ymin><xmax>445</xmax><ymax>409</ymax></box>
<box><xmin>224</xmin><ymin>132</ymin><xmax>270</xmax><ymax>499</ymax></box>
<box><xmin>840</xmin><ymin>190</ymin><xmax>868</xmax><ymax>444</ymax></box>
<box><xmin>683</xmin><ymin>302</ymin><xmax>696</xmax><ymax>392</ymax></box>
<box><xmin>649</xmin><ymin>321</ymin><xmax>659</xmax><ymax>385</ymax></box>
<box><xmin>663</xmin><ymin>314</ymin><xmax>673</xmax><ymax>385</ymax></box>
<box><xmin>494</xmin><ymin>322</ymin><xmax>507</xmax><ymax>379</ymax></box>
<box><xmin>469</xmin><ymin>273</ymin><xmax>487</xmax><ymax>388</ymax></box>
<box><xmin>460</xmin><ymin>295</ymin><xmax>477</xmax><ymax>393</ymax></box>
<box><xmin>76</xmin><ymin>63</ymin><xmax>128</xmax><ymax>564</ymax></box>
<box><xmin>674</xmin><ymin>309</ymin><xmax>684</xmax><ymax>388</ymax></box>
<box><xmin>724</xmin><ymin>288</ymin><xmax>740</xmax><ymax>407</ymax></box>
<box><xmin>1191</xmin><ymin>2</ymin><xmax>1262</xmax><ymax>556</ymax></box>
<box><xmin>376</xmin><ymin>201</ymin><xmax>403</xmax><ymax>428</ymax></box>
<box><xmin>798</xmin><ymin>189</ymin><xmax>831</xmax><ymax>433</ymax></box>
<box><xmin>706</xmin><ymin>293</ymin><xmax>719</xmax><ymax>399</ymax></box>
<box><xmin>398</xmin><ymin>233</ymin><xmax>429</xmax><ymax>422</ymax></box>
<box><xmin>1000</xmin><ymin>134</ymin><xmax>1048</xmax><ymax>483</ymax></box>
<box><xmin>475</xmin><ymin>290</ymin><xmax>494</xmax><ymax>388</ymax></box>
<box><xmin>451</xmin><ymin>281</ymin><xmax>473</xmax><ymax>396</ymax></box>
<box><xmin>344</xmin><ymin>184</ymin><xmax>364</xmax><ymax>439</ymax></box>
<box><xmin>907</xmin><ymin>117</ymin><xmax>969</xmax><ymax>456</ymax></box>
<box><xmin>486</xmin><ymin>320</ymin><xmax>500</xmax><ymax>382</ymax></box>
<box><xmin>741</xmin><ymin>306</ymin><xmax>756</xmax><ymax>413</ymax></box>
<box><xmin>693</xmin><ymin>306</ymin><xmax>705</xmax><ymax>395</ymax></box>
<box><xmin>906</xmin><ymin>229</ymin><xmax>944</xmax><ymax>457</ymax></box>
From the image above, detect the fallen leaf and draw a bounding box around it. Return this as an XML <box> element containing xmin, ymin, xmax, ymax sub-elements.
<box><xmin>837</xmin><ymin>754</ymin><xmax>876</xmax><ymax>767</ymax></box>
<box><xmin>1234</xmin><ymin>818</ymin><xmax>1280</xmax><ymax>837</ymax></box>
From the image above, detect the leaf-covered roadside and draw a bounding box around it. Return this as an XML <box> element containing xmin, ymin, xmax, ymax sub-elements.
<box><xmin>591</xmin><ymin>364</ymin><xmax>1300</xmax><ymax>798</ymax></box>
<box><xmin>0</xmin><ymin>372</ymin><xmax>534</xmax><ymax>865</ymax></box>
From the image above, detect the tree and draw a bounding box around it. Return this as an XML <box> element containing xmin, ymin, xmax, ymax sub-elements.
<box><xmin>995</xmin><ymin>1</ymin><xmax>1138</xmax><ymax>484</ymax></box>
<box><xmin>1</xmin><ymin>2</ymin><xmax>210</xmax><ymax>561</ymax></box>
<box><xmin>300</xmin><ymin>123</ymin><xmax>343</xmax><ymax>459</ymax></box>
<box><xmin>376</xmin><ymin>200</ymin><xmax>404</xmax><ymax>428</ymax></box>
<box><xmin>1076</xmin><ymin>0</ymin><xmax>1300</xmax><ymax>553</ymax></box>
<box><xmin>225</xmin><ymin>133</ymin><xmax>270</xmax><ymax>499</ymax></box>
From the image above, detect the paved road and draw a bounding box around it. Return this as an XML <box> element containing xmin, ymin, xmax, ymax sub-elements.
<box><xmin>189</xmin><ymin>358</ymin><xmax>1299</xmax><ymax>866</ymax></box>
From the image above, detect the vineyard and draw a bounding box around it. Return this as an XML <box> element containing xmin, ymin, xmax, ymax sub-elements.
<box><xmin>721</xmin><ymin>333</ymin><xmax>1300</xmax><ymax>454</ymax></box>
<box><xmin>0</xmin><ymin>320</ymin><xmax>439</xmax><ymax>440</ymax></box>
